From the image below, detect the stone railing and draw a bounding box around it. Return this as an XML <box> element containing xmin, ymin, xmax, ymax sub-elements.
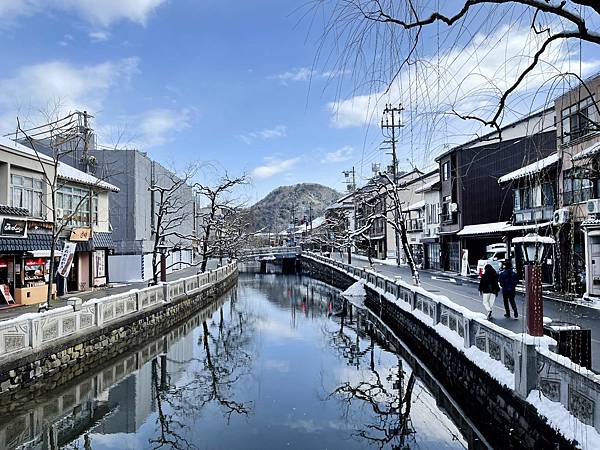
<box><xmin>0</xmin><ymin>261</ymin><xmax>238</xmax><ymax>362</ymax></box>
<box><xmin>304</xmin><ymin>252</ymin><xmax>600</xmax><ymax>434</ymax></box>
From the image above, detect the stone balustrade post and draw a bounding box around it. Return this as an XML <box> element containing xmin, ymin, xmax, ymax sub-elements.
<box><xmin>514</xmin><ymin>342</ymin><xmax>538</xmax><ymax>399</ymax></box>
<box><xmin>464</xmin><ymin>318</ymin><xmax>473</xmax><ymax>348</ymax></box>
<box><xmin>161</xmin><ymin>282</ymin><xmax>170</xmax><ymax>303</ymax></box>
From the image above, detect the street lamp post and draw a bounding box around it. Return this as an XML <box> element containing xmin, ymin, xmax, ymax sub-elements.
<box><xmin>512</xmin><ymin>233</ymin><xmax>555</xmax><ymax>336</ymax></box>
<box><xmin>157</xmin><ymin>240</ymin><xmax>170</xmax><ymax>283</ymax></box>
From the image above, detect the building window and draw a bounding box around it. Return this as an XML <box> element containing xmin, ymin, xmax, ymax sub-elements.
<box><xmin>442</xmin><ymin>161</ymin><xmax>450</xmax><ymax>181</ymax></box>
<box><xmin>11</xmin><ymin>175</ymin><xmax>44</xmax><ymax>217</ymax></box>
<box><xmin>92</xmin><ymin>195</ymin><xmax>98</xmax><ymax>226</ymax></box>
<box><xmin>563</xmin><ymin>170</ymin><xmax>594</xmax><ymax>205</ymax></box>
<box><xmin>561</xmin><ymin>95</ymin><xmax>598</xmax><ymax>144</ymax></box>
<box><xmin>57</xmin><ymin>186</ymin><xmax>95</xmax><ymax>226</ymax></box>
<box><xmin>441</xmin><ymin>195</ymin><xmax>452</xmax><ymax>222</ymax></box>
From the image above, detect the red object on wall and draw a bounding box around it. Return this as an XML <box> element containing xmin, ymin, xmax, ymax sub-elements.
<box><xmin>0</xmin><ymin>259</ymin><xmax>7</xmax><ymax>268</ymax></box>
<box><xmin>25</xmin><ymin>258</ymin><xmax>45</xmax><ymax>266</ymax></box>
<box><xmin>525</xmin><ymin>264</ymin><xmax>544</xmax><ymax>336</ymax></box>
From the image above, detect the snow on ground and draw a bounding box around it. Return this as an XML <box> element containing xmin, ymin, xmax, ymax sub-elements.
<box><xmin>527</xmin><ymin>390</ymin><xmax>600</xmax><ymax>450</ymax></box>
<box><xmin>342</xmin><ymin>279</ymin><xmax>366</xmax><ymax>297</ymax></box>
<box><xmin>305</xmin><ymin>252</ymin><xmax>600</xmax><ymax>445</ymax></box>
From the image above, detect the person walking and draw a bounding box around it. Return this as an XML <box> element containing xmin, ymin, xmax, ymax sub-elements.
<box><xmin>479</xmin><ymin>264</ymin><xmax>499</xmax><ymax>320</ymax></box>
<box><xmin>498</xmin><ymin>260</ymin><xmax>519</xmax><ymax>318</ymax></box>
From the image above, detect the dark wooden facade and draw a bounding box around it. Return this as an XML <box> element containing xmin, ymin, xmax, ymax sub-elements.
<box><xmin>436</xmin><ymin>117</ymin><xmax>557</xmax><ymax>271</ymax></box>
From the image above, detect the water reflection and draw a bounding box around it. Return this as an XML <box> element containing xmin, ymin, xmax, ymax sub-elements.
<box><xmin>0</xmin><ymin>274</ymin><xmax>471</xmax><ymax>450</ymax></box>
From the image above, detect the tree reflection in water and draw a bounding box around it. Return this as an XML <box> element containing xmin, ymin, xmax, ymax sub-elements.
<box><xmin>149</xmin><ymin>291</ymin><xmax>255</xmax><ymax>450</ymax></box>
<box><xmin>325</xmin><ymin>301</ymin><xmax>417</xmax><ymax>450</ymax></box>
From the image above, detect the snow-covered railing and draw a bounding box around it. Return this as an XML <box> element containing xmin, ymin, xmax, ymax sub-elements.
<box><xmin>304</xmin><ymin>252</ymin><xmax>600</xmax><ymax>434</ymax></box>
<box><xmin>0</xmin><ymin>261</ymin><xmax>238</xmax><ymax>361</ymax></box>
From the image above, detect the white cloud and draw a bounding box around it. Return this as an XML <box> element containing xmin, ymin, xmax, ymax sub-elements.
<box><xmin>269</xmin><ymin>67</ymin><xmax>348</xmax><ymax>86</ymax></box>
<box><xmin>328</xmin><ymin>25</ymin><xmax>600</xmax><ymax>129</ymax></box>
<box><xmin>239</xmin><ymin>124</ymin><xmax>286</xmax><ymax>144</ymax></box>
<box><xmin>252</xmin><ymin>156</ymin><xmax>300</xmax><ymax>179</ymax></box>
<box><xmin>0</xmin><ymin>0</ymin><xmax>166</xmax><ymax>27</ymax></box>
<box><xmin>135</xmin><ymin>108</ymin><xmax>192</xmax><ymax>148</ymax></box>
<box><xmin>89</xmin><ymin>30</ymin><xmax>111</xmax><ymax>42</ymax></box>
<box><xmin>0</xmin><ymin>57</ymin><xmax>139</xmax><ymax>131</ymax></box>
<box><xmin>321</xmin><ymin>145</ymin><xmax>354</xmax><ymax>163</ymax></box>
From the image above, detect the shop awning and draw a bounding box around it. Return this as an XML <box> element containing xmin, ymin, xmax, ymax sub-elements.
<box><xmin>26</xmin><ymin>250</ymin><xmax>62</xmax><ymax>258</ymax></box>
<box><xmin>573</xmin><ymin>141</ymin><xmax>600</xmax><ymax>161</ymax></box>
<box><xmin>498</xmin><ymin>153</ymin><xmax>559</xmax><ymax>183</ymax></box>
<box><xmin>407</xmin><ymin>200</ymin><xmax>425</xmax><ymax>211</ymax></box>
<box><xmin>0</xmin><ymin>232</ymin><xmax>55</xmax><ymax>253</ymax></box>
<box><xmin>457</xmin><ymin>222</ymin><xmax>510</xmax><ymax>237</ymax></box>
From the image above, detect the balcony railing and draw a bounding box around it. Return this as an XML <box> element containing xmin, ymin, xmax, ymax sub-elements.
<box><xmin>514</xmin><ymin>206</ymin><xmax>554</xmax><ymax>224</ymax></box>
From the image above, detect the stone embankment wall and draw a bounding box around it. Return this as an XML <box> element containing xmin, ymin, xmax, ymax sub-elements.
<box><xmin>0</xmin><ymin>264</ymin><xmax>238</xmax><ymax>396</ymax></box>
<box><xmin>301</xmin><ymin>257</ymin><xmax>574</xmax><ymax>449</ymax></box>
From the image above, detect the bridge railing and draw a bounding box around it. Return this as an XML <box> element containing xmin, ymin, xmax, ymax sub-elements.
<box><xmin>238</xmin><ymin>246</ymin><xmax>301</xmax><ymax>258</ymax></box>
<box><xmin>304</xmin><ymin>251</ymin><xmax>600</xmax><ymax>433</ymax></box>
<box><xmin>0</xmin><ymin>261</ymin><xmax>238</xmax><ymax>363</ymax></box>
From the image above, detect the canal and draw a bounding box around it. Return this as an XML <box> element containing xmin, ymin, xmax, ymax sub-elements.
<box><xmin>0</xmin><ymin>273</ymin><xmax>480</xmax><ymax>449</ymax></box>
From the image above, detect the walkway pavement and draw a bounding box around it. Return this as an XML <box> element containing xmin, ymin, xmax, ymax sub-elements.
<box><xmin>0</xmin><ymin>260</ymin><xmax>219</xmax><ymax>322</ymax></box>
<box><xmin>328</xmin><ymin>252</ymin><xmax>600</xmax><ymax>372</ymax></box>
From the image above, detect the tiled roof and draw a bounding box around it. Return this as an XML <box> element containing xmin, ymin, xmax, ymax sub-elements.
<box><xmin>0</xmin><ymin>205</ymin><xmax>29</xmax><ymax>217</ymax></box>
<box><xmin>0</xmin><ymin>232</ymin><xmax>55</xmax><ymax>253</ymax></box>
<box><xmin>93</xmin><ymin>232</ymin><xmax>114</xmax><ymax>249</ymax></box>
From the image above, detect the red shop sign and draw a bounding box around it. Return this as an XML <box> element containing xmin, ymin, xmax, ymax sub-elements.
<box><xmin>0</xmin><ymin>259</ymin><xmax>7</xmax><ymax>269</ymax></box>
<box><xmin>25</xmin><ymin>258</ymin><xmax>45</xmax><ymax>266</ymax></box>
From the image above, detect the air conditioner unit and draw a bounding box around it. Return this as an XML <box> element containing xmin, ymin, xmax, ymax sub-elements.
<box><xmin>433</xmin><ymin>226</ymin><xmax>440</xmax><ymax>235</ymax></box>
<box><xmin>587</xmin><ymin>199</ymin><xmax>600</xmax><ymax>215</ymax></box>
<box><xmin>55</xmin><ymin>208</ymin><xmax>64</xmax><ymax>220</ymax></box>
<box><xmin>552</xmin><ymin>208</ymin><xmax>569</xmax><ymax>225</ymax></box>
<box><xmin>449</xmin><ymin>203</ymin><xmax>458</xmax><ymax>213</ymax></box>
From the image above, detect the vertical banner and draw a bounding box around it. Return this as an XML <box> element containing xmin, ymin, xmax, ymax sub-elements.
<box><xmin>460</xmin><ymin>249</ymin><xmax>469</xmax><ymax>276</ymax></box>
<box><xmin>57</xmin><ymin>242</ymin><xmax>77</xmax><ymax>278</ymax></box>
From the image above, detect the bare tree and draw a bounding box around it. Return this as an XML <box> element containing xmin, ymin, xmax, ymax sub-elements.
<box><xmin>194</xmin><ymin>174</ymin><xmax>247</xmax><ymax>273</ymax></box>
<box><xmin>149</xmin><ymin>165</ymin><xmax>197</xmax><ymax>284</ymax></box>
<box><xmin>312</xmin><ymin>1</ymin><xmax>600</xmax><ymax>133</ymax></box>
<box><xmin>14</xmin><ymin>109</ymin><xmax>115</xmax><ymax>305</ymax></box>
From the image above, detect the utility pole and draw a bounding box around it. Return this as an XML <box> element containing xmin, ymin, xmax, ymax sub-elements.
<box><xmin>343</xmin><ymin>167</ymin><xmax>357</xmax><ymax>264</ymax></box>
<box><xmin>81</xmin><ymin>111</ymin><xmax>92</xmax><ymax>173</ymax></box>
<box><xmin>381</xmin><ymin>104</ymin><xmax>404</xmax><ymax>266</ymax></box>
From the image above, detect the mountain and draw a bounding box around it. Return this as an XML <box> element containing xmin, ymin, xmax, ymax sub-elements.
<box><xmin>246</xmin><ymin>183</ymin><xmax>341</xmax><ymax>232</ymax></box>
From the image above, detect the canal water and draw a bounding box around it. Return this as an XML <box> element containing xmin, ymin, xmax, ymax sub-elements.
<box><xmin>1</xmin><ymin>273</ymin><xmax>475</xmax><ymax>449</ymax></box>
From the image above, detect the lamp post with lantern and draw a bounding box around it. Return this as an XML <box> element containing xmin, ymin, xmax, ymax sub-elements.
<box><xmin>512</xmin><ymin>232</ymin><xmax>555</xmax><ymax>336</ymax></box>
<box><xmin>157</xmin><ymin>240</ymin><xmax>170</xmax><ymax>283</ymax></box>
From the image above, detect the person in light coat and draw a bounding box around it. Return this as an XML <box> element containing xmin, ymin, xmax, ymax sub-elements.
<box><xmin>478</xmin><ymin>264</ymin><xmax>499</xmax><ymax>320</ymax></box>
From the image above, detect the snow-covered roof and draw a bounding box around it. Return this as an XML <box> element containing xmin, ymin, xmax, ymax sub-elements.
<box><xmin>503</xmin><ymin>221</ymin><xmax>552</xmax><ymax>232</ymax></box>
<box><xmin>457</xmin><ymin>221</ymin><xmax>509</xmax><ymax>236</ymax></box>
<box><xmin>457</xmin><ymin>220</ymin><xmax>552</xmax><ymax>236</ymax></box>
<box><xmin>0</xmin><ymin>135</ymin><xmax>53</xmax><ymax>162</ymax></box>
<box><xmin>414</xmin><ymin>177</ymin><xmax>440</xmax><ymax>193</ymax></box>
<box><xmin>310</xmin><ymin>216</ymin><xmax>326</xmax><ymax>229</ymax></box>
<box><xmin>58</xmin><ymin>163</ymin><xmax>120</xmax><ymax>192</ymax></box>
<box><xmin>0</xmin><ymin>135</ymin><xmax>119</xmax><ymax>192</ymax></box>
<box><xmin>498</xmin><ymin>153</ymin><xmax>559</xmax><ymax>184</ymax></box>
<box><xmin>573</xmin><ymin>141</ymin><xmax>600</xmax><ymax>161</ymax></box>
<box><xmin>407</xmin><ymin>200</ymin><xmax>425</xmax><ymax>211</ymax></box>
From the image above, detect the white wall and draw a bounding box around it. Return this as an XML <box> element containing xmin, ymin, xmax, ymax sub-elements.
<box><xmin>108</xmin><ymin>254</ymin><xmax>143</xmax><ymax>282</ymax></box>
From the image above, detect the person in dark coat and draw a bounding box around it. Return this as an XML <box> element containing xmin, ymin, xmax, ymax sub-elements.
<box><xmin>478</xmin><ymin>264</ymin><xmax>499</xmax><ymax>320</ymax></box>
<box><xmin>498</xmin><ymin>260</ymin><xmax>519</xmax><ymax>318</ymax></box>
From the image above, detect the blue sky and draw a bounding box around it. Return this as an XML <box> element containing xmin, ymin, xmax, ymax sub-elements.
<box><xmin>0</xmin><ymin>1</ymin><xmax>599</xmax><ymax>202</ymax></box>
